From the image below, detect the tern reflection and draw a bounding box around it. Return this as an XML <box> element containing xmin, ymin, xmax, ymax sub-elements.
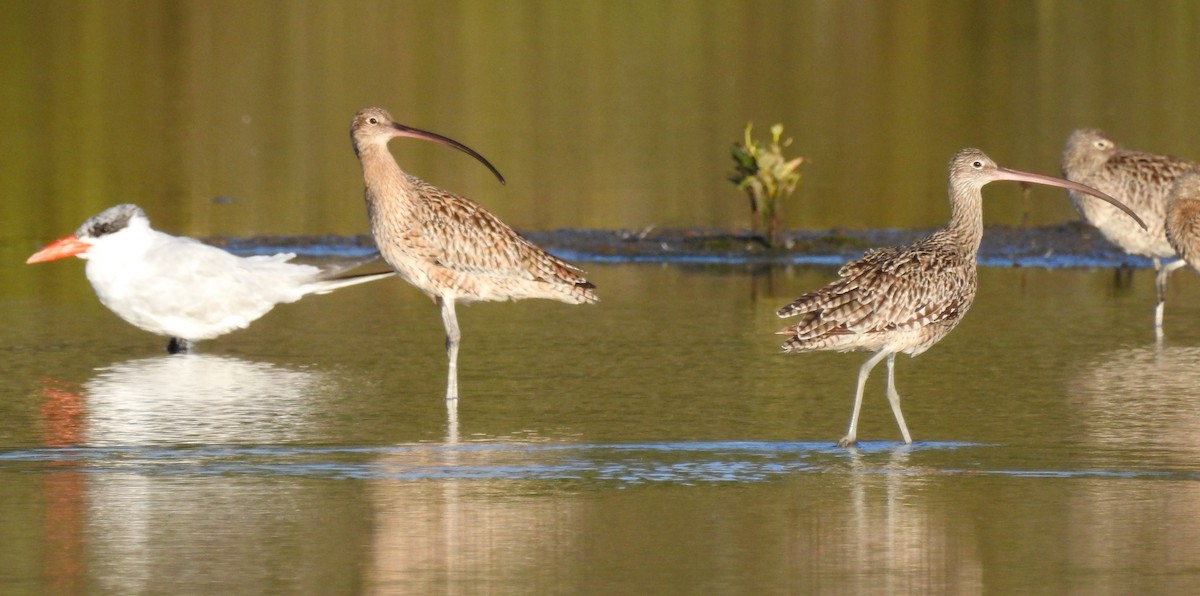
<box><xmin>70</xmin><ymin>356</ymin><xmax>351</xmax><ymax>593</ymax></box>
<box><xmin>83</xmin><ymin>354</ymin><xmax>323</xmax><ymax>445</ymax></box>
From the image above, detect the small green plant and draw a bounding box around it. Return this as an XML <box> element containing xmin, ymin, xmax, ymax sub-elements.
<box><xmin>729</xmin><ymin>123</ymin><xmax>807</xmax><ymax>248</ymax></box>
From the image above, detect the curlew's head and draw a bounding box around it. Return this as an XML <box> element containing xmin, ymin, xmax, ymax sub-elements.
<box><xmin>27</xmin><ymin>204</ymin><xmax>149</xmax><ymax>264</ymax></box>
<box><xmin>1061</xmin><ymin>128</ymin><xmax>1117</xmax><ymax>177</ymax></box>
<box><xmin>950</xmin><ymin>148</ymin><xmax>1147</xmax><ymax>230</ymax></box>
<box><xmin>350</xmin><ymin>107</ymin><xmax>505</xmax><ymax>184</ymax></box>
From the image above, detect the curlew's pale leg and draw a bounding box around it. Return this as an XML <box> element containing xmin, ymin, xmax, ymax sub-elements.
<box><xmin>1153</xmin><ymin>258</ymin><xmax>1187</xmax><ymax>332</ymax></box>
<box><xmin>884</xmin><ymin>353</ymin><xmax>913</xmax><ymax>445</ymax></box>
<box><xmin>839</xmin><ymin>349</ymin><xmax>891</xmax><ymax>448</ymax></box>
<box><xmin>437</xmin><ymin>297</ymin><xmax>461</xmax><ymax>401</ymax></box>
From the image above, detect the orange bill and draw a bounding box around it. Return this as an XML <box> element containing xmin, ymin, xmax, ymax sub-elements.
<box><xmin>26</xmin><ymin>235</ymin><xmax>90</xmax><ymax>264</ymax></box>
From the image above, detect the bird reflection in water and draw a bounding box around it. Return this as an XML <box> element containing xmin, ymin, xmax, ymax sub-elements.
<box><xmin>1066</xmin><ymin>343</ymin><xmax>1200</xmax><ymax>578</ymax></box>
<box><xmin>35</xmin><ymin>358</ymin><xmax>344</xmax><ymax>594</ymax></box>
<box><xmin>79</xmin><ymin>354</ymin><xmax>324</xmax><ymax>445</ymax></box>
<box><xmin>38</xmin><ymin>378</ymin><xmax>87</xmax><ymax>593</ymax></box>
<box><xmin>1070</xmin><ymin>344</ymin><xmax>1200</xmax><ymax>451</ymax></box>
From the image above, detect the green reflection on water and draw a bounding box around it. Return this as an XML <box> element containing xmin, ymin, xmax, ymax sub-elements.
<box><xmin>3</xmin><ymin>1</ymin><xmax>1200</xmax><ymax>247</ymax></box>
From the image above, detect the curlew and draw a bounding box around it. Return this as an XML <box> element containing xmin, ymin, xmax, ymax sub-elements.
<box><xmin>1061</xmin><ymin>129</ymin><xmax>1199</xmax><ymax>332</ymax></box>
<box><xmin>777</xmin><ymin>149</ymin><xmax>1146</xmax><ymax>447</ymax></box>
<box><xmin>1165</xmin><ymin>172</ymin><xmax>1200</xmax><ymax>275</ymax></box>
<box><xmin>26</xmin><ymin>204</ymin><xmax>394</xmax><ymax>354</ymax></box>
<box><xmin>349</xmin><ymin>107</ymin><xmax>598</xmax><ymax>400</ymax></box>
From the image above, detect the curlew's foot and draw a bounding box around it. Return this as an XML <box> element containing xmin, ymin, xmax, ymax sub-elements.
<box><xmin>836</xmin><ymin>435</ymin><xmax>857</xmax><ymax>448</ymax></box>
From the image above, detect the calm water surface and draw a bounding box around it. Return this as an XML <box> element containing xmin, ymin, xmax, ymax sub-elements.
<box><xmin>4</xmin><ymin>259</ymin><xmax>1200</xmax><ymax>593</ymax></box>
<box><xmin>2</xmin><ymin>1</ymin><xmax>1200</xmax><ymax>241</ymax></box>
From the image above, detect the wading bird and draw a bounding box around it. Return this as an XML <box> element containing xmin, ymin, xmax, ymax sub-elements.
<box><xmin>1061</xmin><ymin>129</ymin><xmax>1198</xmax><ymax>332</ymax></box>
<box><xmin>777</xmin><ymin>149</ymin><xmax>1146</xmax><ymax>447</ymax></box>
<box><xmin>349</xmin><ymin>107</ymin><xmax>598</xmax><ymax>400</ymax></box>
<box><xmin>27</xmin><ymin>204</ymin><xmax>393</xmax><ymax>354</ymax></box>
<box><xmin>1165</xmin><ymin>172</ymin><xmax>1200</xmax><ymax>274</ymax></box>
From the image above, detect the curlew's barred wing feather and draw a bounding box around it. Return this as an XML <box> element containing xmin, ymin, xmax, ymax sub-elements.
<box><xmin>776</xmin><ymin>239</ymin><xmax>974</xmax><ymax>351</ymax></box>
<box><xmin>407</xmin><ymin>176</ymin><xmax>592</xmax><ymax>288</ymax></box>
<box><xmin>1101</xmin><ymin>152</ymin><xmax>1200</xmax><ymax>215</ymax></box>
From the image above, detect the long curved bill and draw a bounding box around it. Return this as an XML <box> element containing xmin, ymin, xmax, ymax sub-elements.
<box><xmin>390</xmin><ymin>123</ymin><xmax>506</xmax><ymax>185</ymax></box>
<box><xmin>994</xmin><ymin>166</ymin><xmax>1148</xmax><ymax>230</ymax></box>
<box><xmin>27</xmin><ymin>235</ymin><xmax>90</xmax><ymax>264</ymax></box>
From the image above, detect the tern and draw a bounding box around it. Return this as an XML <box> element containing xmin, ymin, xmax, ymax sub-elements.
<box><xmin>27</xmin><ymin>203</ymin><xmax>393</xmax><ymax>354</ymax></box>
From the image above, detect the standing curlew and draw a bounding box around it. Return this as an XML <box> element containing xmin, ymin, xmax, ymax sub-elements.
<box><xmin>26</xmin><ymin>204</ymin><xmax>394</xmax><ymax>354</ymax></box>
<box><xmin>777</xmin><ymin>149</ymin><xmax>1146</xmax><ymax>447</ymax></box>
<box><xmin>350</xmin><ymin>107</ymin><xmax>598</xmax><ymax>400</ymax></box>
<box><xmin>1165</xmin><ymin>172</ymin><xmax>1200</xmax><ymax>275</ymax></box>
<box><xmin>1061</xmin><ymin>129</ymin><xmax>1199</xmax><ymax>332</ymax></box>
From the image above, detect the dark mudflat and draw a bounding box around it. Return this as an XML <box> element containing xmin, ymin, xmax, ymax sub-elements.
<box><xmin>208</xmin><ymin>221</ymin><xmax>1145</xmax><ymax>269</ymax></box>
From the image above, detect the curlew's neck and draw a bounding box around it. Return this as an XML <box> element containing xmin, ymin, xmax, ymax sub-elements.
<box><xmin>943</xmin><ymin>184</ymin><xmax>984</xmax><ymax>258</ymax></box>
<box><xmin>358</xmin><ymin>142</ymin><xmax>416</xmax><ymax>209</ymax></box>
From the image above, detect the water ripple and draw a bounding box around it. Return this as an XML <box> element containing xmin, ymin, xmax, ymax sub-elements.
<box><xmin>0</xmin><ymin>440</ymin><xmax>1011</xmax><ymax>485</ymax></box>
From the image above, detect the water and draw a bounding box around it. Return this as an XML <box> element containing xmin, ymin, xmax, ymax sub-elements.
<box><xmin>5</xmin><ymin>260</ymin><xmax>1200</xmax><ymax>593</ymax></box>
<box><xmin>5</xmin><ymin>1</ymin><xmax>1200</xmax><ymax>592</ymax></box>
<box><xmin>3</xmin><ymin>2</ymin><xmax>1200</xmax><ymax>243</ymax></box>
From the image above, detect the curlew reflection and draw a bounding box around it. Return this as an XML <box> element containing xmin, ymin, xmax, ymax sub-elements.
<box><xmin>83</xmin><ymin>355</ymin><xmax>324</xmax><ymax>445</ymax></box>
<box><xmin>365</xmin><ymin>443</ymin><xmax>580</xmax><ymax>591</ymax></box>
<box><xmin>1067</xmin><ymin>344</ymin><xmax>1200</xmax><ymax>580</ymax></box>
<box><xmin>1069</xmin><ymin>344</ymin><xmax>1200</xmax><ymax>451</ymax></box>
<box><xmin>786</xmin><ymin>449</ymin><xmax>984</xmax><ymax>593</ymax></box>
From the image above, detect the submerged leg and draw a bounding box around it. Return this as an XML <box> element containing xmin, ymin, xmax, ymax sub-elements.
<box><xmin>1154</xmin><ymin>258</ymin><xmax>1186</xmax><ymax>332</ymax></box>
<box><xmin>839</xmin><ymin>349</ymin><xmax>891</xmax><ymax>448</ymax></box>
<box><xmin>1153</xmin><ymin>258</ymin><xmax>1165</xmax><ymax>330</ymax></box>
<box><xmin>437</xmin><ymin>297</ymin><xmax>461</xmax><ymax>401</ymax></box>
<box><xmin>167</xmin><ymin>337</ymin><xmax>193</xmax><ymax>355</ymax></box>
<box><xmin>884</xmin><ymin>353</ymin><xmax>913</xmax><ymax>445</ymax></box>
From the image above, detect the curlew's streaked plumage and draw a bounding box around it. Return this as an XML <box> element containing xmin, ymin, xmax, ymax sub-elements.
<box><xmin>1061</xmin><ymin>129</ymin><xmax>1199</xmax><ymax>332</ymax></box>
<box><xmin>350</xmin><ymin>107</ymin><xmax>598</xmax><ymax>400</ymax></box>
<box><xmin>778</xmin><ymin>148</ymin><xmax>1146</xmax><ymax>447</ymax></box>
<box><xmin>1165</xmin><ymin>172</ymin><xmax>1200</xmax><ymax>275</ymax></box>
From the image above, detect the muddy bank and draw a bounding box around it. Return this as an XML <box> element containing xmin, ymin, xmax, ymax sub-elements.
<box><xmin>210</xmin><ymin>221</ymin><xmax>1147</xmax><ymax>269</ymax></box>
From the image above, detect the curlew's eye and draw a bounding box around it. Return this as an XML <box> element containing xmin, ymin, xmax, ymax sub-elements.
<box><xmin>368</xmin><ymin>117</ymin><xmax>379</xmax><ymax>125</ymax></box>
<box><xmin>972</xmin><ymin>160</ymin><xmax>983</xmax><ymax>169</ymax></box>
<box><xmin>1095</xmin><ymin>140</ymin><xmax>1111</xmax><ymax>150</ymax></box>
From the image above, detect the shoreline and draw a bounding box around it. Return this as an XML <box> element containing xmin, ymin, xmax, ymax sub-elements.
<box><xmin>210</xmin><ymin>221</ymin><xmax>1146</xmax><ymax>269</ymax></box>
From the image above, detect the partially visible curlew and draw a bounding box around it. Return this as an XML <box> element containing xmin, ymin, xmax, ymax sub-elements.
<box><xmin>1061</xmin><ymin>129</ymin><xmax>1199</xmax><ymax>333</ymax></box>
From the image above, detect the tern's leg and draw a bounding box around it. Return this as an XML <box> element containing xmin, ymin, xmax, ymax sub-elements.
<box><xmin>884</xmin><ymin>353</ymin><xmax>913</xmax><ymax>445</ymax></box>
<box><xmin>839</xmin><ymin>349</ymin><xmax>890</xmax><ymax>448</ymax></box>
<box><xmin>1154</xmin><ymin>258</ymin><xmax>1187</xmax><ymax>332</ymax></box>
<box><xmin>167</xmin><ymin>338</ymin><xmax>193</xmax><ymax>355</ymax></box>
<box><xmin>437</xmin><ymin>297</ymin><xmax>461</xmax><ymax>401</ymax></box>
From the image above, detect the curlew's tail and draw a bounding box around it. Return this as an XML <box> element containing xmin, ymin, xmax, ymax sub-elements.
<box><xmin>571</xmin><ymin>280</ymin><xmax>600</xmax><ymax>304</ymax></box>
<box><xmin>540</xmin><ymin>278</ymin><xmax>597</xmax><ymax>304</ymax></box>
